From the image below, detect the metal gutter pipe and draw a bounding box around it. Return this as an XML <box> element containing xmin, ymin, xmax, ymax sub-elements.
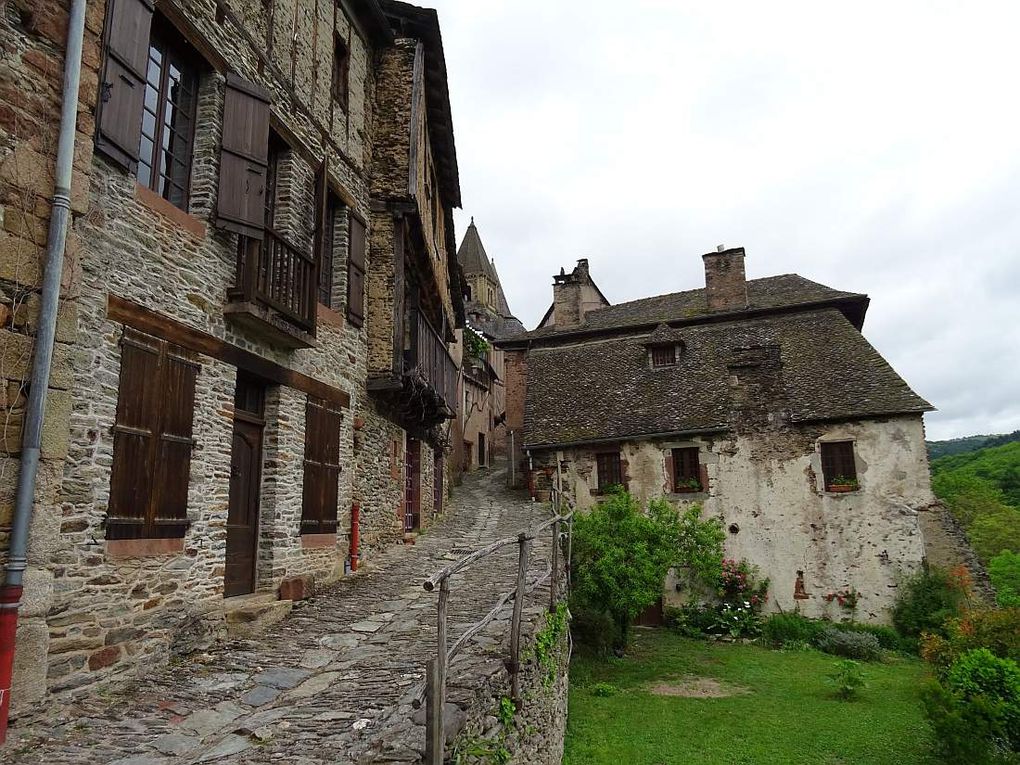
<box><xmin>1</xmin><ymin>0</ymin><xmax>87</xmax><ymax>743</ymax></box>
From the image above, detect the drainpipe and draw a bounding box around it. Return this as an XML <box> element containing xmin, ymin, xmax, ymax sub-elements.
<box><xmin>0</xmin><ymin>0</ymin><xmax>86</xmax><ymax>744</ymax></box>
<box><xmin>349</xmin><ymin>503</ymin><xmax>360</xmax><ymax>572</ymax></box>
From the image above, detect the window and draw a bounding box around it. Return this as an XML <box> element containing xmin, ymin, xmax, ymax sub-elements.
<box><xmin>347</xmin><ymin>213</ymin><xmax>366</xmax><ymax>326</ymax></box>
<box><xmin>332</xmin><ymin>35</ymin><xmax>350</xmax><ymax>110</ymax></box>
<box><xmin>318</xmin><ymin>191</ymin><xmax>340</xmax><ymax>307</ymax></box>
<box><xmin>595</xmin><ymin>452</ymin><xmax>623</xmax><ymax>493</ymax></box>
<box><xmin>301</xmin><ymin>397</ymin><xmax>342</xmax><ymax>534</ymax></box>
<box><xmin>137</xmin><ymin>22</ymin><xmax>200</xmax><ymax>210</ymax></box>
<box><xmin>107</xmin><ymin>330</ymin><xmax>198</xmax><ymax>540</ymax></box>
<box><xmin>651</xmin><ymin>345</ymin><xmax>676</xmax><ymax>368</ymax></box>
<box><xmin>820</xmin><ymin>441</ymin><xmax>858</xmax><ymax>491</ymax></box>
<box><xmin>465</xmin><ymin>284</ymin><xmax>472</xmax><ymax>301</ymax></box>
<box><xmin>672</xmin><ymin>447</ymin><xmax>701</xmax><ymax>491</ymax></box>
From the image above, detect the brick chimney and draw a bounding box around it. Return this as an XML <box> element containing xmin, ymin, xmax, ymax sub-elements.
<box><xmin>552</xmin><ymin>258</ymin><xmax>590</xmax><ymax>327</ymax></box>
<box><xmin>702</xmin><ymin>246</ymin><xmax>748</xmax><ymax>311</ymax></box>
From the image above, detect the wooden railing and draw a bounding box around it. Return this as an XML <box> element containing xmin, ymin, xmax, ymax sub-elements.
<box><xmin>406</xmin><ymin>309</ymin><xmax>458</xmax><ymax>413</ymax></box>
<box><xmin>233</xmin><ymin>228</ymin><xmax>316</xmax><ymax>332</ymax></box>
<box><xmin>417</xmin><ymin>504</ymin><xmax>573</xmax><ymax>765</ymax></box>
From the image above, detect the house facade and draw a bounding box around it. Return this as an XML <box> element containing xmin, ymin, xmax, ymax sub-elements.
<box><xmin>501</xmin><ymin>248</ymin><xmax>936</xmax><ymax>623</ymax></box>
<box><xmin>1</xmin><ymin>0</ymin><xmax>462</xmax><ymax>715</ymax></box>
<box><xmin>452</xmin><ymin>219</ymin><xmax>523</xmax><ymax>474</ymax></box>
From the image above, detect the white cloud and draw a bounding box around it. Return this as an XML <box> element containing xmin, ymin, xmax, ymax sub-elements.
<box><xmin>430</xmin><ymin>0</ymin><xmax>1020</xmax><ymax>440</ymax></box>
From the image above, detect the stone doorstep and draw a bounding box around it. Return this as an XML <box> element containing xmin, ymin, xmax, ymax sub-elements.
<box><xmin>223</xmin><ymin>593</ymin><xmax>294</xmax><ymax>639</ymax></box>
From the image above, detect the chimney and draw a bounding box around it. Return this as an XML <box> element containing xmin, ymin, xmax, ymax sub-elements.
<box><xmin>552</xmin><ymin>258</ymin><xmax>589</xmax><ymax>327</ymax></box>
<box><xmin>702</xmin><ymin>246</ymin><xmax>748</xmax><ymax>311</ymax></box>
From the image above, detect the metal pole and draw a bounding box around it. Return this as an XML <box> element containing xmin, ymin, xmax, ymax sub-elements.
<box><xmin>509</xmin><ymin>533</ymin><xmax>531</xmax><ymax>705</ymax></box>
<box><xmin>1</xmin><ymin>0</ymin><xmax>86</xmax><ymax>744</ymax></box>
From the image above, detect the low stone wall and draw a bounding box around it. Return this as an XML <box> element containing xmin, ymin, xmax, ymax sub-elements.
<box><xmin>445</xmin><ymin>604</ymin><xmax>569</xmax><ymax>765</ymax></box>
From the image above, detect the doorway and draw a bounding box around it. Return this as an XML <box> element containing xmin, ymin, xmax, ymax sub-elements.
<box><xmin>225</xmin><ymin>375</ymin><xmax>265</xmax><ymax>598</ymax></box>
<box><xmin>477</xmin><ymin>432</ymin><xmax>486</xmax><ymax>467</ymax></box>
<box><xmin>404</xmin><ymin>437</ymin><xmax>421</xmax><ymax>532</ymax></box>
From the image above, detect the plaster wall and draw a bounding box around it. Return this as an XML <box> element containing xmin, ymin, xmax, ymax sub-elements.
<box><xmin>533</xmin><ymin>415</ymin><xmax>932</xmax><ymax>623</ymax></box>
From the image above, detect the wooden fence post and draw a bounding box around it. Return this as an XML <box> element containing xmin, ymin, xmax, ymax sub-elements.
<box><xmin>549</xmin><ymin>518</ymin><xmax>560</xmax><ymax>613</ymax></box>
<box><xmin>425</xmin><ymin>657</ymin><xmax>442</xmax><ymax>765</ymax></box>
<box><xmin>509</xmin><ymin>532</ymin><xmax>531</xmax><ymax>705</ymax></box>
<box><xmin>566</xmin><ymin>515</ymin><xmax>574</xmax><ymax>596</ymax></box>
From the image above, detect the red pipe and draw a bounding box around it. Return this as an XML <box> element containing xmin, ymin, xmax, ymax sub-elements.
<box><xmin>0</xmin><ymin>584</ymin><xmax>23</xmax><ymax>745</ymax></box>
<box><xmin>350</xmin><ymin>503</ymin><xmax>360</xmax><ymax>572</ymax></box>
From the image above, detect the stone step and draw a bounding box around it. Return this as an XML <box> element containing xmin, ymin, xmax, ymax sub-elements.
<box><xmin>224</xmin><ymin>593</ymin><xmax>294</xmax><ymax>639</ymax></box>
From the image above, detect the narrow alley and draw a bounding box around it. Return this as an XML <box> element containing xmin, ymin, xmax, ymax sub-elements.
<box><xmin>6</xmin><ymin>466</ymin><xmax>555</xmax><ymax>764</ymax></box>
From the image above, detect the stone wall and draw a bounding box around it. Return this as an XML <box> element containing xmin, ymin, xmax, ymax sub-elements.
<box><xmin>449</xmin><ymin>606</ymin><xmax>569</xmax><ymax>765</ymax></box>
<box><xmin>503</xmin><ymin>350</ymin><xmax>528</xmax><ymax>486</ymax></box>
<box><xmin>918</xmin><ymin>500</ymin><xmax>996</xmax><ymax>603</ymax></box>
<box><xmin>532</xmin><ymin>415</ymin><xmax>933</xmax><ymax>623</ymax></box>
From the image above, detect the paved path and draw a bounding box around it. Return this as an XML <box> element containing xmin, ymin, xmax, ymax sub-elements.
<box><xmin>6</xmin><ymin>465</ymin><xmax>552</xmax><ymax>764</ymax></box>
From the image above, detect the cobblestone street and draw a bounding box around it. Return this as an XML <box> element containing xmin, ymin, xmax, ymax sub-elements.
<box><xmin>5</xmin><ymin>465</ymin><xmax>555</xmax><ymax>764</ymax></box>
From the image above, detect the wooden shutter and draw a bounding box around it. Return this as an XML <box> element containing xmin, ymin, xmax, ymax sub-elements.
<box><xmin>217</xmin><ymin>73</ymin><xmax>271</xmax><ymax>239</ymax></box>
<box><xmin>596</xmin><ymin>452</ymin><xmax>622</xmax><ymax>493</ymax></box>
<box><xmin>821</xmin><ymin>441</ymin><xmax>856</xmax><ymax>486</ymax></box>
<box><xmin>96</xmin><ymin>0</ymin><xmax>154</xmax><ymax>170</ymax></box>
<box><xmin>107</xmin><ymin>331</ymin><xmax>198</xmax><ymax>539</ymax></box>
<box><xmin>672</xmin><ymin>447</ymin><xmax>700</xmax><ymax>488</ymax></box>
<box><xmin>347</xmin><ymin>213</ymin><xmax>366</xmax><ymax>327</ymax></box>
<box><xmin>301</xmin><ymin>397</ymin><xmax>342</xmax><ymax>534</ymax></box>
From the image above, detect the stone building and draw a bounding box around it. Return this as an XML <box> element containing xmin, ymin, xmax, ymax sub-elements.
<box><xmin>0</xmin><ymin>0</ymin><xmax>463</xmax><ymax>716</ymax></box>
<box><xmin>501</xmin><ymin>248</ymin><xmax>936</xmax><ymax>622</ymax></box>
<box><xmin>452</xmin><ymin>218</ymin><xmax>522</xmax><ymax>474</ymax></box>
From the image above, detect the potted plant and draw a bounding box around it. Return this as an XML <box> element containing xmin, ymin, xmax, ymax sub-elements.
<box><xmin>827</xmin><ymin>476</ymin><xmax>859</xmax><ymax>493</ymax></box>
<box><xmin>674</xmin><ymin>477</ymin><xmax>702</xmax><ymax>493</ymax></box>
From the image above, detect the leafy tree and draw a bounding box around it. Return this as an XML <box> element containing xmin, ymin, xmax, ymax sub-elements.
<box><xmin>989</xmin><ymin>551</ymin><xmax>1020</xmax><ymax>608</ymax></box>
<box><xmin>570</xmin><ymin>491</ymin><xmax>723</xmax><ymax>652</ymax></box>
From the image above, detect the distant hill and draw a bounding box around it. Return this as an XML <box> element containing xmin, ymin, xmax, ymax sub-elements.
<box><xmin>931</xmin><ymin>440</ymin><xmax>1020</xmax><ymax>508</ymax></box>
<box><xmin>926</xmin><ymin>430</ymin><xmax>1020</xmax><ymax>460</ymax></box>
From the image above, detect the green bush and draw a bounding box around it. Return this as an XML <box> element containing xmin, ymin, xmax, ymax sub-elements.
<box><xmin>837</xmin><ymin>622</ymin><xmax>909</xmax><ymax>652</ymax></box>
<box><xmin>989</xmin><ymin>551</ymin><xmax>1020</xmax><ymax>608</ymax></box>
<box><xmin>924</xmin><ymin>648</ymin><xmax>1020</xmax><ymax>762</ymax></box>
<box><xmin>827</xmin><ymin>659</ymin><xmax>867</xmax><ymax>700</ymax></box>
<box><xmin>592</xmin><ymin>682</ymin><xmax>618</xmax><ymax>697</ymax></box>
<box><xmin>664</xmin><ymin>604</ymin><xmax>715</xmax><ymax>639</ymax></box>
<box><xmin>814</xmin><ymin>627</ymin><xmax>882</xmax><ymax>661</ymax></box>
<box><xmin>892</xmin><ymin>566</ymin><xmax>968</xmax><ymax>638</ymax></box>
<box><xmin>921</xmin><ymin>608</ymin><xmax>1020</xmax><ymax>677</ymax></box>
<box><xmin>761</xmin><ymin>613</ymin><xmax>824</xmax><ymax>647</ymax></box>
<box><xmin>569</xmin><ymin>490</ymin><xmax>684</xmax><ymax>652</ymax></box>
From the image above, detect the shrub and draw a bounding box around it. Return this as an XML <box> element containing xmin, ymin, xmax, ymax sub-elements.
<box><xmin>814</xmin><ymin>627</ymin><xmax>882</xmax><ymax>661</ymax></box>
<box><xmin>592</xmin><ymin>682</ymin><xmax>618</xmax><ymax>697</ymax></box>
<box><xmin>892</xmin><ymin>566</ymin><xmax>968</xmax><ymax>638</ymax></box>
<box><xmin>761</xmin><ymin>613</ymin><xmax>824</xmax><ymax>647</ymax></box>
<box><xmin>921</xmin><ymin>607</ymin><xmax>1020</xmax><ymax>678</ymax></box>
<box><xmin>837</xmin><ymin>622</ymin><xmax>908</xmax><ymax>652</ymax></box>
<box><xmin>989</xmin><ymin>550</ymin><xmax>1020</xmax><ymax>608</ymax></box>
<box><xmin>717</xmin><ymin>558</ymin><xmax>769</xmax><ymax>608</ymax></box>
<box><xmin>924</xmin><ymin>649</ymin><xmax>1020</xmax><ymax>762</ymax></box>
<box><xmin>827</xmin><ymin>659</ymin><xmax>867</xmax><ymax>700</ymax></box>
<box><xmin>569</xmin><ymin>489</ymin><xmax>684</xmax><ymax>651</ymax></box>
<box><xmin>664</xmin><ymin>604</ymin><xmax>715</xmax><ymax>639</ymax></box>
<box><xmin>709</xmin><ymin>601</ymin><xmax>763</xmax><ymax>639</ymax></box>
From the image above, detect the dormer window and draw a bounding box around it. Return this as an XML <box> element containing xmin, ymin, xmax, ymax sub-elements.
<box><xmin>650</xmin><ymin>345</ymin><xmax>677</xmax><ymax>368</ymax></box>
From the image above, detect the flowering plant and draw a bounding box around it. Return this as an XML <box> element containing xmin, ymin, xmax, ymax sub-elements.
<box><xmin>718</xmin><ymin>558</ymin><xmax>769</xmax><ymax>608</ymax></box>
<box><xmin>824</xmin><ymin>587</ymin><xmax>861</xmax><ymax>612</ymax></box>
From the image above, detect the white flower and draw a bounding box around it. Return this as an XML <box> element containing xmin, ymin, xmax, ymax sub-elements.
<box><xmin>744</xmin><ymin>601</ymin><xmax>750</xmax><ymax>607</ymax></box>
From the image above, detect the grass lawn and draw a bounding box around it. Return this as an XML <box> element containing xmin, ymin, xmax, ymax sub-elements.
<box><xmin>564</xmin><ymin>629</ymin><xmax>938</xmax><ymax>765</ymax></box>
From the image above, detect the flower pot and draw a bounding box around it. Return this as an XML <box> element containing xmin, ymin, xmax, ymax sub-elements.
<box><xmin>827</xmin><ymin>484</ymin><xmax>856</xmax><ymax>493</ymax></box>
<box><xmin>674</xmin><ymin>486</ymin><xmax>701</xmax><ymax>494</ymax></box>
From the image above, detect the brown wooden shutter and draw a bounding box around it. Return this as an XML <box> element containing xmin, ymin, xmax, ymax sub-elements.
<box><xmin>217</xmin><ymin>73</ymin><xmax>271</xmax><ymax>239</ymax></box>
<box><xmin>301</xmin><ymin>397</ymin><xmax>342</xmax><ymax>534</ymax></box>
<box><xmin>96</xmin><ymin>0</ymin><xmax>154</xmax><ymax>170</ymax></box>
<box><xmin>151</xmin><ymin>349</ymin><xmax>199</xmax><ymax>538</ymax></box>
<box><xmin>108</xmin><ymin>331</ymin><xmax>198</xmax><ymax>540</ymax></box>
<box><xmin>347</xmin><ymin>213</ymin><xmax>366</xmax><ymax>327</ymax></box>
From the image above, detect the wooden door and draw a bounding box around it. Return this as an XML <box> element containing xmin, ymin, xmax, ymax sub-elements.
<box><xmin>478</xmin><ymin>433</ymin><xmax>486</xmax><ymax>466</ymax></box>
<box><xmin>225</xmin><ymin>377</ymin><xmax>265</xmax><ymax>597</ymax></box>
<box><xmin>404</xmin><ymin>437</ymin><xmax>420</xmax><ymax>532</ymax></box>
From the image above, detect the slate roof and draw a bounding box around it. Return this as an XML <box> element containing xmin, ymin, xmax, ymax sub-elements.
<box><xmin>457</xmin><ymin>219</ymin><xmax>494</xmax><ymax>280</ymax></box>
<box><xmin>523</xmin><ymin>309</ymin><xmax>932</xmax><ymax>448</ymax></box>
<box><xmin>458</xmin><ymin>219</ymin><xmax>525</xmax><ymax>339</ymax></box>
<box><xmin>507</xmin><ymin>274</ymin><xmax>865</xmax><ymax>343</ymax></box>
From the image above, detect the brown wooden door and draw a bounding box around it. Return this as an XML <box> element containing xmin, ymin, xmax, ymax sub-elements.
<box><xmin>404</xmin><ymin>437</ymin><xmax>420</xmax><ymax>532</ymax></box>
<box><xmin>225</xmin><ymin>378</ymin><xmax>265</xmax><ymax>597</ymax></box>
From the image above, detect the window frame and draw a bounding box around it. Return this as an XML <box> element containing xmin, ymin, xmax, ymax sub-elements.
<box><xmin>300</xmin><ymin>396</ymin><xmax>343</xmax><ymax>535</ymax></box>
<box><xmin>318</xmin><ymin>191</ymin><xmax>341</xmax><ymax>307</ymax></box>
<box><xmin>332</xmin><ymin>34</ymin><xmax>350</xmax><ymax>111</ymax></box>
<box><xmin>595</xmin><ymin>451</ymin><xmax>623</xmax><ymax>494</ymax></box>
<box><xmin>671</xmin><ymin>447</ymin><xmax>701</xmax><ymax>492</ymax></box>
<box><xmin>136</xmin><ymin>21</ymin><xmax>201</xmax><ymax>211</ymax></box>
<box><xmin>820</xmin><ymin>440</ymin><xmax>859</xmax><ymax>492</ymax></box>
<box><xmin>650</xmin><ymin>344</ymin><xmax>677</xmax><ymax>368</ymax></box>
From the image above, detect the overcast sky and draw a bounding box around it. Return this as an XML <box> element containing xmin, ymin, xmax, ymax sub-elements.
<box><xmin>429</xmin><ymin>1</ymin><xmax>1020</xmax><ymax>441</ymax></box>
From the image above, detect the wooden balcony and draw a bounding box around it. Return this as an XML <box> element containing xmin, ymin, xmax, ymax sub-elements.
<box><xmin>404</xmin><ymin>309</ymin><xmax>458</xmax><ymax>418</ymax></box>
<box><xmin>225</xmin><ymin>228</ymin><xmax>316</xmax><ymax>348</ymax></box>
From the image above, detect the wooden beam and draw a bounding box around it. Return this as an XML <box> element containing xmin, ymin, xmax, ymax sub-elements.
<box><xmin>107</xmin><ymin>294</ymin><xmax>351</xmax><ymax>408</ymax></box>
